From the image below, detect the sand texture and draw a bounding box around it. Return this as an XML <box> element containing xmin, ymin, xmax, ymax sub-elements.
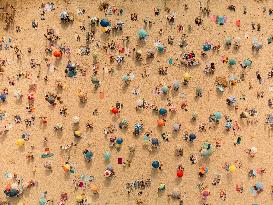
<box><xmin>0</xmin><ymin>0</ymin><xmax>273</xmax><ymax>204</ymax></box>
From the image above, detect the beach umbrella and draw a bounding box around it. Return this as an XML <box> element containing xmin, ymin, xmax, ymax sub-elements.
<box><xmin>225</xmin><ymin>37</ymin><xmax>232</xmax><ymax>45</ymax></box>
<box><xmin>152</xmin><ymin>160</ymin><xmax>160</xmax><ymax>169</ymax></box>
<box><xmin>116</xmin><ymin>137</ymin><xmax>123</xmax><ymax>145</ymax></box>
<box><xmin>90</xmin><ymin>183</ymin><xmax>98</xmax><ymax>193</ymax></box>
<box><xmin>177</xmin><ymin>169</ymin><xmax>184</xmax><ymax>177</ymax></box>
<box><xmin>228</xmin><ymin>75</ymin><xmax>237</xmax><ymax>82</ymax></box>
<box><xmin>143</xmin><ymin>135</ymin><xmax>150</xmax><ymax>144</ymax></box>
<box><xmin>225</xmin><ymin>121</ymin><xmax>232</xmax><ymax>129</ymax></box>
<box><xmin>138</xmin><ymin>29</ymin><xmax>148</xmax><ymax>40</ymax></box>
<box><xmin>157</xmin><ymin>119</ymin><xmax>165</xmax><ymax>127</ymax></box>
<box><xmin>214</xmin><ymin>112</ymin><xmax>222</xmax><ymax>120</ymax></box>
<box><xmin>74</xmin><ymin>130</ymin><xmax>81</xmax><ymax>138</ymax></box>
<box><xmin>158</xmin><ymin>183</ymin><xmax>165</xmax><ymax>191</ymax></box>
<box><xmin>228</xmin><ymin>58</ymin><xmax>237</xmax><ymax>66</ymax></box>
<box><xmin>75</xmin><ymin>194</ymin><xmax>84</xmax><ymax>202</ymax></box>
<box><xmin>122</xmin><ymin>75</ymin><xmax>130</xmax><ymax>82</ymax></box>
<box><xmin>217</xmin><ymin>16</ymin><xmax>226</xmax><ymax>25</ymax></box>
<box><xmin>159</xmin><ymin>108</ymin><xmax>167</xmax><ymax>116</ymax></box>
<box><xmin>0</xmin><ymin>93</ymin><xmax>7</xmax><ymax>102</ymax></box>
<box><xmin>249</xmin><ymin>169</ymin><xmax>256</xmax><ymax>177</ymax></box>
<box><xmin>68</xmin><ymin>70</ymin><xmax>76</xmax><ymax>77</ymax></box>
<box><xmin>134</xmin><ymin>122</ymin><xmax>143</xmax><ymax>132</ymax></box>
<box><xmin>161</xmin><ymin>85</ymin><xmax>169</xmax><ymax>94</ymax></box>
<box><xmin>192</xmin><ymin>112</ymin><xmax>198</xmax><ymax>119</ymax></box>
<box><xmin>119</xmin><ymin>119</ymin><xmax>128</xmax><ymax>129</ymax></box>
<box><xmin>196</xmin><ymin>87</ymin><xmax>203</xmax><ymax>96</ymax></box>
<box><xmin>255</xmin><ymin>182</ymin><xmax>264</xmax><ymax>190</ymax></box>
<box><xmin>250</xmin><ymin>147</ymin><xmax>257</xmax><ymax>155</ymax></box>
<box><xmin>157</xmin><ymin>44</ymin><xmax>165</xmax><ymax>53</ymax></box>
<box><xmin>202</xmin><ymin>43</ymin><xmax>211</xmax><ymax>51</ymax></box>
<box><xmin>135</xmin><ymin>123</ymin><xmax>142</xmax><ymax>130</ymax></box>
<box><xmin>136</xmin><ymin>99</ymin><xmax>144</xmax><ymax>107</ymax></box>
<box><xmin>60</xmin><ymin>11</ymin><xmax>68</xmax><ymax>19</ymax></box>
<box><xmin>229</xmin><ymin>164</ymin><xmax>236</xmax><ymax>173</ymax></box>
<box><xmin>104</xmin><ymin>151</ymin><xmax>111</xmax><ymax>161</ymax></box>
<box><xmin>201</xmin><ymin>142</ymin><xmax>213</xmax><ymax>157</ymax></box>
<box><xmin>201</xmin><ymin>189</ymin><xmax>210</xmax><ymax>198</ymax></box>
<box><xmin>189</xmin><ymin>133</ymin><xmax>196</xmax><ymax>142</ymax></box>
<box><xmin>53</xmin><ymin>50</ymin><xmax>62</xmax><ymax>57</ymax></box>
<box><xmin>252</xmin><ymin>37</ymin><xmax>258</xmax><ymax>45</ymax></box>
<box><xmin>173</xmin><ymin>123</ymin><xmax>181</xmax><ymax>131</ymax></box>
<box><xmin>111</xmin><ymin>107</ymin><xmax>119</xmax><ymax>114</ymax></box>
<box><xmin>100</xmin><ymin>19</ymin><xmax>110</xmax><ymax>27</ymax></box>
<box><xmin>151</xmin><ymin>138</ymin><xmax>159</xmax><ymax>146</ymax></box>
<box><xmin>63</xmin><ymin>164</ymin><xmax>70</xmax><ymax>172</ymax></box>
<box><xmin>243</xmin><ymin>59</ymin><xmax>252</xmax><ymax>67</ymax></box>
<box><xmin>183</xmin><ymin>72</ymin><xmax>191</xmax><ymax>81</ymax></box>
<box><xmin>171</xmin><ymin>190</ymin><xmax>181</xmax><ymax>198</ymax></box>
<box><xmin>107</xmin><ymin>164</ymin><xmax>114</xmax><ymax>171</ymax></box>
<box><xmin>91</xmin><ymin>76</ymin><xmax>100</xmax><ymax>85</ymax></box>
<box><xmin>16</xmin><ymin>138</ymin><xmax>25</xmax><ymax>146</ymax></box>
<box><xmin>199</xmin><ymin>165</ymin><xmax>208</xmax><ymax>174</ymax></box>
<box><xmin>173</xmin><ymin>81</ymin><xmax>180</xmax><ymax>90</ymax></box>
<box><xmin>92</xmin><ymin>51</ymin><xmax>98</xmax><ymax>59</ymax></box>
<box><xmin>216</xmin><ymin>85</ymin><xmax>224</xmax><ymax>92</ymax></box>
<box><xmin>227</xmin><ymin>96</ymin><xmax>236</xmax><ymax>105</ymax></box>
<box><xmin>104</xmin><ymin>170</ymin><xmax>112</xmax><ymax>177</ymax></box>
<box><xmin>84</xmin><ymin>150</ymin><xmax>93</xmax><ymax>160</ymax></box>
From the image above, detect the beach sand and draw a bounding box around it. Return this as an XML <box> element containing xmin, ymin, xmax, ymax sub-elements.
<box><xmin>0</xmin><ymin>0</ymin><xmax>273</xmax><ymax>204</ymax></box>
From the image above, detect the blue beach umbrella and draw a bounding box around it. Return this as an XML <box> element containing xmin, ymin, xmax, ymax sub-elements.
<box><xmin>189</xmin><ymin>133</ymin><xmax>196</xmax><ymax>142</ymax></box>
<box><xmin>100</xmin><ymin>19</ymin><xmax>110</xmax><ymax>27</ymax></box>
<box><xmin>152</xmin><ymin>160</ymin><xmax>160</xmax><ymax>169</ymax></box>
<box><xmin>159</xmin><ymin>108</ymin><xmax>167</xmax><ymax>116</ymax></box>
<box><xmin>116</xmin><ymin>137</ymin><xmax>123</xmax><ymax>145</ymax></box>
<box><xmin>202</xmin><ymin>43</ymin><xmax>211</xmax><ymax>51</ymax></box>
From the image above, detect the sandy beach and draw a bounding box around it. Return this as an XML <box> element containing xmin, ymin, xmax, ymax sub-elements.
<box><xmin>1</xmin><ymin>0</ymin><xmax>273</xmax><ymax>204</ymax></box>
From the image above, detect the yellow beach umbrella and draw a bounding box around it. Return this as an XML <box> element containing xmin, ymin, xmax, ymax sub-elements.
<box><xmin>183</xmin><ymin>72</ymin><xmax>191</xmax><ymax>81</ymax></box>
<box><xmin>76</xmin><ymin>194</ymin><xmax>84</xmax><ymax>202</ymax></box>
<box><xmin>16</xmin><ymin>138</ymin><xmax>25</xmax><ymax>146</ymax></box>
<box><xmin>229</xmin><ymin>164</ymin><xmax>236</xmax><ymax>173</ymax></box>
